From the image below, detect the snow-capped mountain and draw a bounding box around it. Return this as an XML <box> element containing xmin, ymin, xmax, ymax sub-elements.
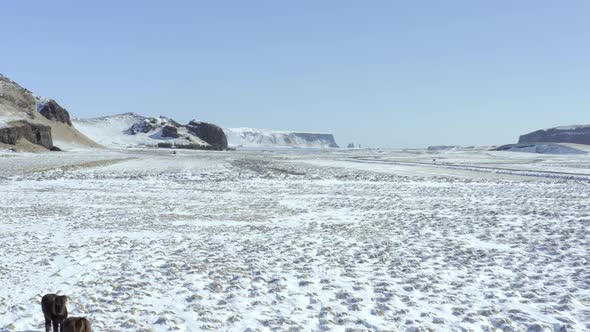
<box><xmin>73</xmin><ymin>113</ymin><xmax>211</xmax><ymax>148</ymax></box>
<box><xmin>73</xmin><ymin>113</ymin><xmax>229</xmax><ymax>150</ymax></box>
<box><xmin>224</xmin><ymin>127</ymin><xmax>339</xmax><ymax>148</ymax></box>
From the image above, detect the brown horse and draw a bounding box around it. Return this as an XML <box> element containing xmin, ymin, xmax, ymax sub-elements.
<box><xmin>63</xmin><ymin>317</ymin><xmax>92</xmax><ymax>332</ymax></box>
<box><xmin>41</xmin><ymin>294</ymin><xmax>68</xmax><ymax>332</ymax></box>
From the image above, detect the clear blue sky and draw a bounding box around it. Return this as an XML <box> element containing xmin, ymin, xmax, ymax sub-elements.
<box><xmin>2</xmin><ymin>1</ymin><xmax>589</xmax><ymax>148</ymax></box>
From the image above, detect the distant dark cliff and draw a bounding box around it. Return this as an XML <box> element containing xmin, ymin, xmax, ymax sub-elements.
<box><xmin>292</xmin><ymin>133</ymin><xmax>339</xmax><ymax>148</ymax></box>
<box><xmin>518</xmin><ymin>125</ymin><xmax>590</xmax><ymax>145</ymax></box>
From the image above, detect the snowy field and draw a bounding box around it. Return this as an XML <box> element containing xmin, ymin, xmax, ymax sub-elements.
<box><xmin>1</xmin><ymin>148</ymin><xmax>589</xmax><ymax>331</ymax></box>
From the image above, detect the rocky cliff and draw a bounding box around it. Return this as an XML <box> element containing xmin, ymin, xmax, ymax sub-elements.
<box><xmin>0</xmin><ymin>120</ymin><xmax>53</xmax><ymax>148</ymax></box>
<box><xmin>291</xmin><ymin>133</ymin><xmax>339</xmax><ymax>148</ymax></box>
<box><xmin>224</xmin><ymin>128</ymin><xmax>339</xmax><ymax>148</ymax></box>
<box><xmin>518</xmin><ymin>125</ymin><xmax>590</xmax><ymax>145</ymax></box>
<box><xmin>0</xmin><ymin>74</ymin><xmax>51</xmax><ymax>149</ymax></box>
<box><xmin>187</xmin><ymin>120</ymin><xmax>228</xmax><ymax>150</ymax></box>
<box><xmin>37</xmin><ymin>99</ymin><xmax>72</xmax><ymax>126</ymax></box>
<box><xmin>0</xmin><ymin>74</ymin><xmax>100</xmax><ymax>151</ymax></box>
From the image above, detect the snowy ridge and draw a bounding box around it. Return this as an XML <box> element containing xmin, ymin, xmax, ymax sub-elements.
<box><xmin>72</xmin><ymin>113</ymin><xmax>146</xmax><ymax>147</ymax></box>
<box><xmin>73</xmin><ymin>113</ymin><xmax>209</xmax><ymax>148</ymax></box>
<box><xmin>224</xmin><ymin>127</ymin><xmax>339</xmax><ymax>148</ymax></box>
<box><xmin>553</xmin><ymin>124</ymin><xmax>590</xmax><ymax>130</ymax></box>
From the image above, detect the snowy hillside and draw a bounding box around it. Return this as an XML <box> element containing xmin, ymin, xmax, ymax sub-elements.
<box><xmin>224</xmin><ymin>127</ymin><xmax>339</xmax><ymax>148</ymax></box>
<box><xmin>73</xmin><ymin>113</ymin><xmax>210</xmax><ymax>148</ymax></box>
<box><xmin>553</xmin><ymin>124</ymin><xmax>590</xmax><ymax>130</ymax></box>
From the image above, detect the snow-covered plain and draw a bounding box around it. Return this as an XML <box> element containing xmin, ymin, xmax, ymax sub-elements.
<box><xmin>1</xmin><ymin>148</ymin><xmax>589</xmax><ymax>331</ymax></box>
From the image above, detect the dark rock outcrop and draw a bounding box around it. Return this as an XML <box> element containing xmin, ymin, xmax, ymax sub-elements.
<box><xmin>0</xmin><ymin>120</ymin><xmax>53</xmax><ymax>148</ymax></box>
<box><xmin>518</xmin><ymin>125</ymin><xmax>590</xmax><ymax>145</ymax></box>
<box><xmin>129</xmin><ymin>116</ymin><xmax>182</xmax><ymax>136</ymax></box>
<box><xmin>0</xmin><ymin>126</ymin><xmax>21</xmax><ymax>145</ymax></box>
<box><xmin>187</xmin><ymin>120</ymin><xmax>228</xmax><ymax>150</ymax></box>
<box><xmin>37</xmin><ymin>99</ymin><xmax>72</xmax><ymax>126</ymax></box>
<box><xmin>130</xmin><ymin>118</ymin><xmax>158</xmax><ymax>134</ymax></box>
<box><xmin>162</xmin><ymin>125</ymin><xmax>179</xmax><ymax>138</ymax></box>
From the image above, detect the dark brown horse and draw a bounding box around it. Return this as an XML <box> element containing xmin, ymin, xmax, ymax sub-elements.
<box><xmin>41</xmin><ymin>294</ymin><xmax>68</xmax><ymax>332</ymax></box>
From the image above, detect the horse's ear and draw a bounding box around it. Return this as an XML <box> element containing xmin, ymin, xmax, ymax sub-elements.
<box><xmin>61</xmin><ymin>295</ymin><xmax>68</xmax><ymax>303</ymax></box>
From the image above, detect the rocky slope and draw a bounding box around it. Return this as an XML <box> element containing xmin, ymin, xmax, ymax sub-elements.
<box><xmin>519</xmin><ymin>125</ymin><xmax>590</xmax><ymax>145</ymax></box>
<box><xmin>0</xmin><ymin>74</ymin><xmax>100</xmax><ymax>151</ymax></box>
<box><xmin>224</xmin><ymin>127</ymin><xmax>339</xmax><ymax>148</ymax></box>
<box><xmin>73</xmin><ymin>114</ymin><xmax>228</xmax><ymax>150</ymax></box>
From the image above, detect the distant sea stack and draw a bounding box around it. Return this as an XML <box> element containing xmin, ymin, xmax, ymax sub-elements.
<box><xmin>518</xmin><ymin>125</ymin><xmax>590</xmax><ymax>145</ymax></box>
